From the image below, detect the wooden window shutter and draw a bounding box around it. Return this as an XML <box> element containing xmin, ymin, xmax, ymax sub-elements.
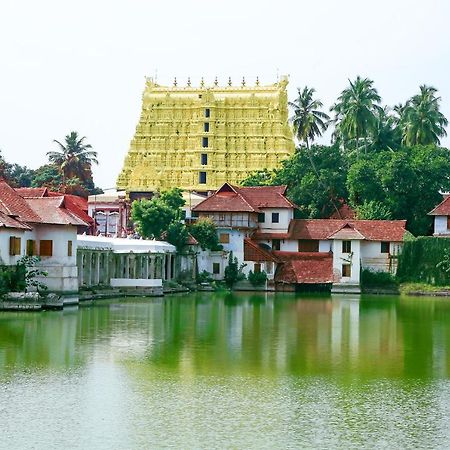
<box><xmin>40</xmin><ymin>240</ymin><xmax>53</xmax><ymax>257</ymax></box>
<box><xmin>9</xmin><ymin>236</ymin><xmax>15</xmax><ymax>255</ymax></box>
<box><xmin>26</xmin><ymin>239</ymin><xmax>35</xmax><ymax>256</ymax></box>
<box><xmin>67</xmin><ymin>240</ymin><xmax>73</xmax><ymax>257</ymax></box>
<box><xmin>14</xmin><ymin>237</ymin><xmax>21</xmax><ymax>255</ymax></box>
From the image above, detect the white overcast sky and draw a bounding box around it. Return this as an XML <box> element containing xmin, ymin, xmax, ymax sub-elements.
<box><xmin>1</xmin><ymin>0</ymin><xmax>449</xmax><ymax>188</ymax></box>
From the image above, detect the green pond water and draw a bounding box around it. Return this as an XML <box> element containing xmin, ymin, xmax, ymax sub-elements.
<box><xmin>1</xmin><ymin>292</ymin><xmax>450</xmax><ymax>449</ymax></box>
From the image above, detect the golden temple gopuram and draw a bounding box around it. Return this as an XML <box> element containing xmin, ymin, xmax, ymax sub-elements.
<box><xmin>117</xmin><ymin>76</ymin><xmax>295</xmax><ymax>193</ymax></box>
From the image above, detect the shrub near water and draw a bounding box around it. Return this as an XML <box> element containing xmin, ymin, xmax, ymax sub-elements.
<box><xmin>361</xmin><ymin>269</ymin><xmax>398</xmax><ymax>288</ymax></box>
<box><xmin>397</xmin><ymin>237</ymin><xmax>450</xmax><ymax>286</ymax></box>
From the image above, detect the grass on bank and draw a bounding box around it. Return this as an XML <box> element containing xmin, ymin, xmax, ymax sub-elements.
<box><xmin>399</xmin><ymin>282</ymin><xmax>450</xmax><ymax>294</ymax></box>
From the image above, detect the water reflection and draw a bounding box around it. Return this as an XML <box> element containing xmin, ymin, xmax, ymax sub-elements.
<box><xmin>1</xmin><ymin>293</ymin><xmax>450</xmax><ymax>379</ymax></box>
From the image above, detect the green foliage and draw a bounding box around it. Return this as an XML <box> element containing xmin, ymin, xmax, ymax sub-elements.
<box><xmin>224</xmin><ymin>252</ymin><xmax>246</xmax><ymax>288</ymax></box>
<box><xmin>159</xmin><ymin>188</ymin><xmax>185</xmax><ymax>214</ymax></box>
<box><xmin>346</xmin><ymin>146</ymin><xmax>450</xmax><ymax>235</ymax></box>
<box><xmin>398</xmin><ymin>85</ymin><xmax>448</xmax><ymax>146</ymax></box>
<box><xmin>331</xmin><ymin>76</ymin><xmax>382</xmax><ymax>154</ymax></box>
<box><xmin>355</xmin><ymin>200</ymin><xmax>392</xmax><ymax>220</ymax></box>
<box><xmin>361</xmin><ymin>269</ymin><xmax>398</xmax><ymax>288</ymax></box>
<box><xmin>289</xmin><ymin>86</ymin><xmax>330</xmax><ymax>148</ymax></box>
<box><xmin>166</xmin><ymin>221</ymin><xmax>189</xmax><ymax>251</ymax></box>
<box><xmin>46</xmin><ymin>131</ymin><xmax>101</xmax><ymax>195</ymax></box>
<box><xmin>241</xmin><ymin>169</ymin><xmax>276</xmax><ymax>187</ymax></box>
<box><xmin>0</xmin><ymin>264</ymin><xmax>26</xmax><ymax>295</ymax></box>
<box><xmin>31</xmin><ymin>164</ymin><xmax>63</xmax><ymax>190</ymax></box>
<box><xmin>0</xmin><ymin>257</ymin><xmax>47</xmax><ymax>295</ymax></box>
<box><xmin>397</xmin><ymin>237</ymin><xmax>450</xmax><ymax>286</ymax></box>
<box><xmin>248</xmin><ymin>270</ymin><xmax>268</xmax><ymax>287</ymax></box>
<box><xmin>189</xmin><ymin>217</ymin><xmax>222</xmax><ymax>251</ymax></box>
<box><xmin>197</xmin><ymin>270</ymin><xmax>213</xmax><ymax>284</ymax></box>
<box><xmin>132</xmin><ymin>188</ymin><xmax>187</xmax><ymax>249</ymax></box>
<box><xmin>274</xmin><ymin>144</ymin><xmax>348</xmax><ymax>218</ymax></box>
<box><xmin>132</xmin><ymin>198</ymin><xmax>176</xmax><ymax>239</ymax></box>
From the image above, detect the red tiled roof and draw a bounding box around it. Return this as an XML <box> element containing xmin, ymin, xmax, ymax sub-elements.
<box><xmin>288</xmin><ymin>219</ymin><xmax>407</xmax><ymax>242</ymax></box>
<box><xmin>429</xmin><ymin>196</ymin><xmax>450</xmax><ymax>216</ymax></box>
<box><xmin>15</xmin><ymin>187</ymin><xmax>92</xmax><ymax>225</ymax></box>
<box><xmin>52</xmin><ymin>194</ymin><xmax>92</xmax><ymax>224</ymax></box>
<box><xmin>14</xmin><ymin>187</ymin><xmax>48</xmax><ymax>198</ymax></box>
<box><xmin>0</xmin><ymin>211</ymin><xmax>31</xmax><ymax>230</ymax></box>
<box><xmin>274</xmin><ymin>252</ymin><xmax>333</xmax><ymax>284</ymax></box>
<box><xmin>0</xmin><ymin>180</ymin><xmax>42</xmax><ymax>222</ymax></box>
<box><xmin>25</xmin><ymin>197</ymin><xmax>89</xmax><ymax>226</ymax></box>
<box><xmin>193</xmin><ymin>183</ymin><xmax>295</xmax><ymax>213</ymax></box>
<box><xmin>244</xmin><ymin>238</ymin><xmax>279</xmax><ymax>262</ymax></box>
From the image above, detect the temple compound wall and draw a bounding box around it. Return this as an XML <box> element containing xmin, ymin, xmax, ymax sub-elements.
<box><xmin>117</xmin><ymin>76</ymin><xmax>295</xmax><ymax>193</ymax></box>
<box><xmin>76</xmin><ymin>236</ymin><xmax>177</xmax><ymax>293</ymax></box>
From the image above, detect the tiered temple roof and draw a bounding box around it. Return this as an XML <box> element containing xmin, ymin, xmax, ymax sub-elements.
<box><xmin>117</xmin><ymin>76</ymin><xmax>295</xmax><ymax>193</ymax></box>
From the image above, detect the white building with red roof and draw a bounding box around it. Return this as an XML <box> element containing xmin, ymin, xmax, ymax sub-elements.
<box><xmin>0</xmin><ymin>180</ymin><xmax>89</xmax><ymax>292</ymax></box>
<box><xmin>193</xmin><ymin>183</ymin><xmax>408</xmax><ymax>292</ymax></box>
<box><xmin>429</xmin><ymin>195</ymin><xmax>450</xmax><ymax>236</ymax></box>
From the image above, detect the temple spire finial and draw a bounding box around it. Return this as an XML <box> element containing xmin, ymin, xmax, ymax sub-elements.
<box><xmin>187</xmin><ymin>77</ymin><xmax>191</xmax><ymax>87</ymax></box>
<box><xmin>241</xmin><ymin>77</ymin><xmax>246</xmax><ymax>87</ymax></box>
<box><xmin>173</xmin><ymin>77</ymin><xmax>177</xmax><ymax>87</ymax></box>
<box><xmin>228</xmin><ymin>76</ymin><xmax>232</xmax><ymax>87</ymax></box>
<box><xmin>256</xmin><ymin>76</ymin><xmax>260</xmax><ymax>86</ymax></box>
<box><xmin>200</xmin><ymin>77</ymin><xmax>205</xmax><ymax>88</ymax></box>
<box><xmin>214</xmin><ymin>76</ymin><xmax>218</xmax><ymax>87</ymax></box>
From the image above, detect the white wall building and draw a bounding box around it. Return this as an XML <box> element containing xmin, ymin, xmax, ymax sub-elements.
<box><xmin>193</xmin><ymin>183</ymin><xmax>408</xmax><ymax>291</ymax></box>
<box><xmin>0</xmin><ymin>181</ymin><xmax>88</xmax><ymax>292</ymax></box>
<box><xmin>429</xmin><ymin>195</ymin><xmax>450</xmax><ymax>236</ymax></box>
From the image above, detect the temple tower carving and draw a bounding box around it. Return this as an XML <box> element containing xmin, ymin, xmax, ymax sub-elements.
<box><xmin>117</xmin><ymin>76</ymin><xmax>295</xmax><ymax>193</ymax></box>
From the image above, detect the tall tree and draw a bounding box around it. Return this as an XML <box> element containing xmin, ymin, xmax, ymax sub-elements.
<box><xmin>399</xmin><ymin>85</ymin><xmax>448</xmax><ymax>146</ymax></box>
<box><xmin>47</xmin><ymin>131</ymin><xmax>98</xmax><ymax>184</ymax></box>
<box><xmin>289</xmin><ymin>87</ymin><xmax>330</xmax><ymax>149</ymax></box>
<box><xmin>288</xmin><ymin>87</ymin><xmax>342</xmax><ymax>215</ymax></box>
<box><xmin>331</xmin><ymin>76</ymin><xmax>382</xmax><ymax>154</ymax></box>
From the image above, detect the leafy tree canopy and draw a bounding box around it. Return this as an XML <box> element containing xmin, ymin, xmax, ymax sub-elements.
<box><xmin>189</xmin><ymin>217</ymin><xmax>222</xmax><ymax>251</ymax></box>
<box><xmin>132</xmin><ymin>188</ymin><xmax>189</xmax><ymax>249</ymax></box>
<box><xmin>273</xmin><ymin>144</ymin><xmax>348</xmax><ymax>218</ymax></box>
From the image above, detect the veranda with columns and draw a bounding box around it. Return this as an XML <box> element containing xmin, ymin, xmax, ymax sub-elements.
<box><xmin>77</xmin><ymin>235</ymin><xmax>177</xmax><ymax>288</ymax></box>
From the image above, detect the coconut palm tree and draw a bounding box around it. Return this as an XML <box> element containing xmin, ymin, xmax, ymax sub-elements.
<box><xmin>289</xmin><ymin>87</ymin><xmax>330</xmax><ymax>149</ymax></box>
<box><xmin>399</xmin><ymin>85</ymin><xmax>448</xmax><ymax>146</ymax></box>
<box><xmin>370</xmin><ymin>106</ymin><xmax>401</xmax><ymax>151</ymax></box>
<box><xmin>47</xmin><ymin>131</ymin><xmax>98</xmax><ymax>183</ymax></box>
<box><xmin>331</xmin><ymin>76</ymin><xmax>382</xmax><ymax>154</ymax></box>
<box><xmin>289</xmin><ymin>87</ymin><xmax>341</xmax><ymax>217</ymax></box>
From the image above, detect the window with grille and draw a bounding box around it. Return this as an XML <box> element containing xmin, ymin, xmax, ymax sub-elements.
<box><xmin>199</xmin><ymin>172</ymin><xmax>207</xmax><ymax>184</ymax></box>
<box><xmin>204</xmin><ymin>122</ymin><xmax>209</xmax><ymax>132</ymax></box>
<box><xmin>272</xmin><ymin>239</ymin><xmax>281</xmax><ymax>250</ymax></box>
<box><xmin>272</xmin><ymin>212</ymin><xmax>279</xmax><ymax>223</ymax></box>
<box><xmin>68</xmin><ymin>240</ymin><xmax>73</xmax><ymax>257</ymax></box>
<box><xmin>381</xmin><ymin>241</ymin><xmax>390</xmax><ymax>254</ymax></box>
<box><xmin>212</xmin><ymin>263</ymin><xmax>220</xmax><ymax>274</ymax></box>
<box><xmin>257</xmin><ymin>213</ymin><xmax>265</xmax><ymax>223</ymax></box>
<box><xmin>201</xmin><ymin>153</ymin><xmax>208</xmax><ymax>165</ymax></box>
<box><xmin>202</xmin><ymin>137</ymin><xmax>209</xmax><ymax>148</ymax></box>
<box><xmin>254</xmin><ymin>263</ymin><xmax>261</xmax><ymax>273</ymax></box>
<box><xmin>342</xmin><ymin>240</ymin><xmax>352</xmax><ymax>253</ymax></box>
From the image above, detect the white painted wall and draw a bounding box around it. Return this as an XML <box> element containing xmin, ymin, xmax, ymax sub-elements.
<box><xmin>258</xmin><ymin>208</ymin><xmax>293</xmax><ymax>233</ymax></box>
<box><xmin>0</xmin><ymin>229</ymin><xmax>27</xmax><ymax>265</ymax></box>
<box><xmin>434</xmin><ymin>215</ymin><xmax>449</xmax><ymax>235</ymax></box>
<box><xmin>332</xmin><ymin>239</ymin><xmax>361</xmax><ymax>284</ymax></box>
